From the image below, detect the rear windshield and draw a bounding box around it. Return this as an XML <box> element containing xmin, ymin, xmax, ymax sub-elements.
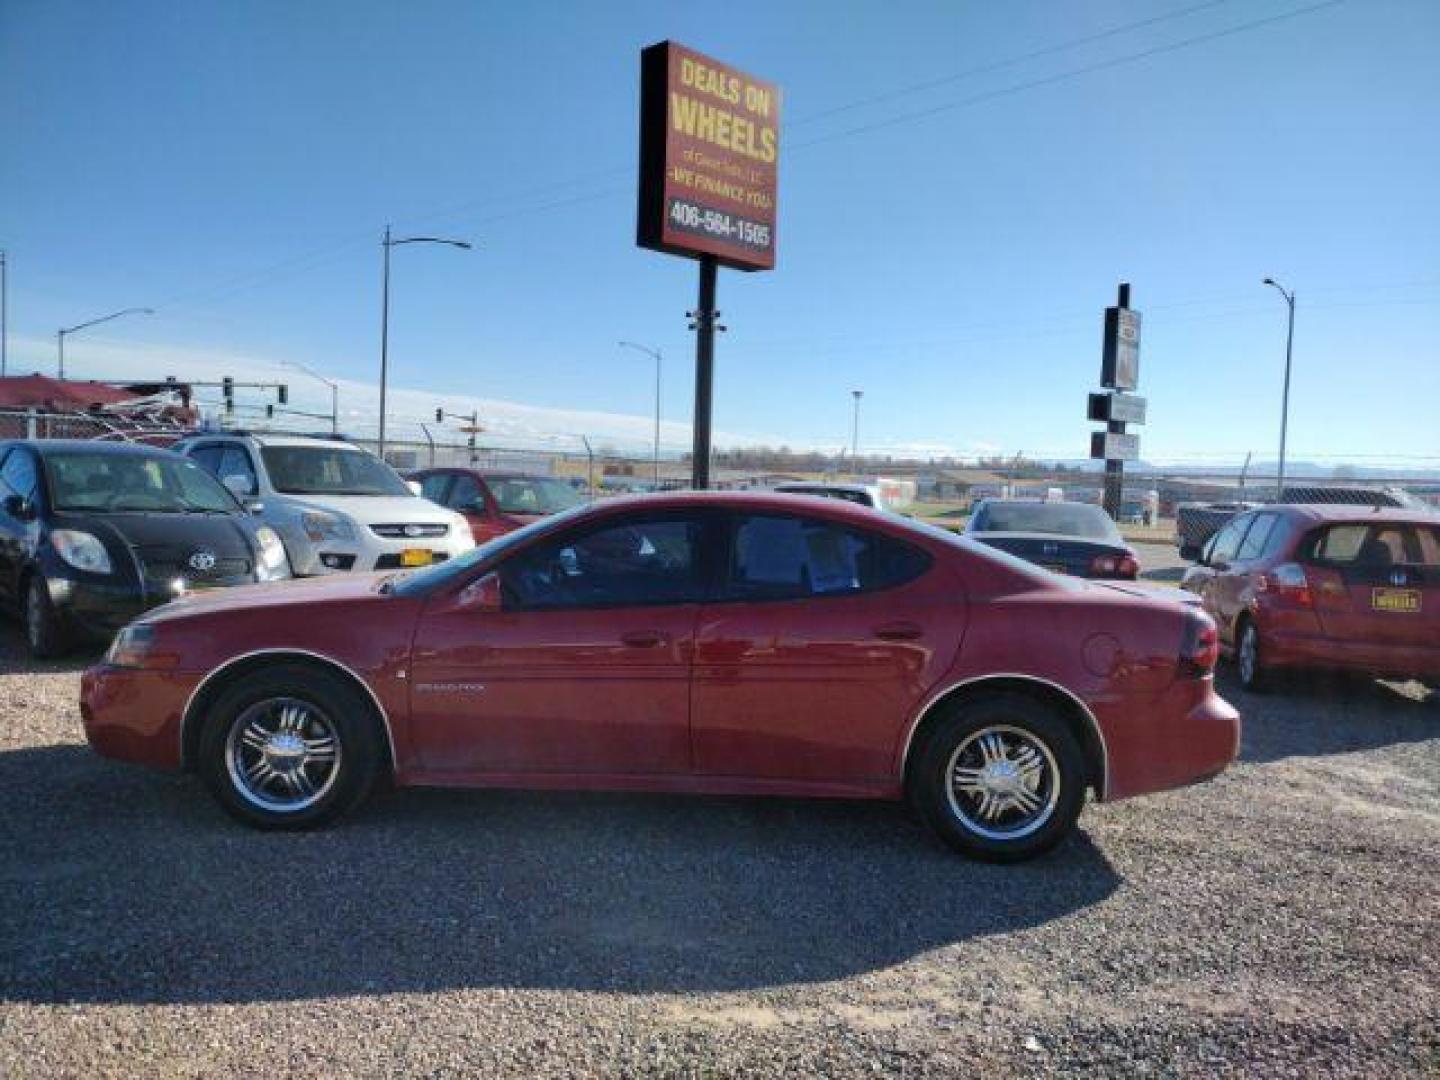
<box><xmin>260</xmin><ymin>445</ymin><xmax>411</xmax><ymax>497</ymax></box>
<box><xmin>45</xmin><ymin>451</ymin><xmax>239</xmax><ymax>514</ymax></box>
<box><xmin>489</xmin><ymin>477</ymin><xmax>583</xmax><ymax>515</ymax></box>
<box><xmin>972</xmin><ymin>502</ymin><xmax>1119</xmax><ymax>541</ymax></box>
<box><xmin>1303</xmin><ymin>522</ymin><xmax>1440</xmax><ymax>567</ymax></box>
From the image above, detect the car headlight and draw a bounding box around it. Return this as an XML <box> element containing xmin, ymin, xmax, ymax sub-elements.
<box><xmin>52</xmin><ymin>529</ymin><xmax>113</xmax><ymax>574</ymax></box>
<box><xmin>301</xmin><ymin>511</ymin><xmax>355</xmax><ymax>543</ymax></box>
<box><xmin>106</xmin><ymin>623</ymin><xmax>156</xmax><ymax>668</ymax></box>
<box><xmin>254</xmin><ymin>525</ymin><xmax>289</xmax><ymax>576</ymax></box>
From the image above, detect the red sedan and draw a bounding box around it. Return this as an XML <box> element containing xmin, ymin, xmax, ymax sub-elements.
<box><xmin>80</xmin><ymin>492</ymin><xmax>1238</xmax><ymax>861</ymax></box>
<box><xmin>1181</xmin><ymin>505</ymin><xmax>1440</xmax><ymax>691</ymax></box>
<box><xmin>411</xmin><ymin>468</ymin><xmax>584</xmax><ymax>543</ymax></box>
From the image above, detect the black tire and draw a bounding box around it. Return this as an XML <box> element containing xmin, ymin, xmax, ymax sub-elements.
<box><xmin>1235</xmin><ymin>617</ymin><xmax>1272</xmax><ymax>694</ymax></box>
<box><xmin>909</xmin><ymin>694</ymin><xmax>1087</xmax><ymax>863</ymax></box>
<box><xmin>197</xmin><ymin>663</ymin><xmax>385</xmax><ymax>829</ymax></box>
<box><xmin>23</xmin><ymin>575</ymin><xmax>70</xmax><ymax>659</ymax></box>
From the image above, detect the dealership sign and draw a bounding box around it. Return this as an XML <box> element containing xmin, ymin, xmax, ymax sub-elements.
<box><xmin>1088</xmin><ymin>391</ymin><xmax>1147</xmax><ymax>424</ymax></box>
<box><xmin>1101</xmin><ymin>306</ymin><xmax>1141</xmax><ymax>391</ymax></box>
<box><xmin>636</xmin><ymin>41</ymin><xmax>779</xmax><ymax>271</ymax></box>
<box><xmin>1091</xmin><ymin>430</ymin><xmax>1140</xmax><ymax>462</ymax></box>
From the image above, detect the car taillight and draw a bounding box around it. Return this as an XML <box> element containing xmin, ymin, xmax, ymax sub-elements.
<box><xmin>1178</xmin><ymin>612</ymin><xmax>1219</xmax><ymax>678</ymax></box>
<box><xmin>1090</xmin><ymin>553</ymin><xmax>1140</xmax><ymax>579</ymax></box>
<box><xmin>1257</xmin><ymin>562</ymin><xmax>1313</xmax><ymax>607</ymax></box>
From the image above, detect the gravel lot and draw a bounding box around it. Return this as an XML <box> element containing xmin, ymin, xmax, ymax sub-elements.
<box><xmin>1</xmin><ymin>588</ymin><xmax>1437</xmax><ymax>1076</ymax></box>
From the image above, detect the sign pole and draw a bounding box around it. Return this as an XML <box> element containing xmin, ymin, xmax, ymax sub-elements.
<box><xmin>691</xmin><ymin>255</ymin><xmax>718</xmax><ymax>489</ymax></box>
<box><xmin>1103</xmin><ymin>282</ymin><xmax>1131</xmax><ymax>520</ymax></box>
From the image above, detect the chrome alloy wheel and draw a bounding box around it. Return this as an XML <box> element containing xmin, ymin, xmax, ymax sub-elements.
<box><xmin>1239</xmin><ymin>625</ymin><xmax>1259</xmax><ymax>685</ymax></box>
<box><xmin>224</xmin><ymin>698</ymin><xmax>341</xmax><ymax>813</ymax></box>
<box><xmin>945</xmin><ymin>724</ymin><xmax>1060</xmax><ymax>841</ymax></box>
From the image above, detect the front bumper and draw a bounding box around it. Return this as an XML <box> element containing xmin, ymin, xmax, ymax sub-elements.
<box><xmin>295</xmin><ymin>533</ymin><xmax>474</xmax><ymax>576</ymax></box>
<box><xmin>80</xmin><ymin>664</ymin><xmax>201</xmax><ymax>769</ymax></box>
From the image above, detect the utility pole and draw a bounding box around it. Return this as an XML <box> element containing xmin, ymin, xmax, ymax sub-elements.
<box><xmin>1</xmin><ymin>250</ymin><xmax>8</xmax><ymax>377</ymax></box>
<box><xmin>850</xmin><ymin>389</ymin><xmax>863</xmax><ymax>469</ymax></box>
<box><xmin>619</xmin><ymin>341</ymin><xmax>663</xmax><ymax>487</ymax></box>
<box><xmin>1263</xmin><ymin>278</ymin><xmax>1296</xmax><ymax>501</ymax></box>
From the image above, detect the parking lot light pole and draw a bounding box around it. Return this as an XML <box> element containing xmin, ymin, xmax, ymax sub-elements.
<box><xmin>378</xmin><ymin>226</ymin><xmax>472</xmax><ymax>461</ymax></box>
<box><xmin>56</xmin><ymin>307</ymin><xmax>154</xmax><ymax>380</ymax></box>
<box><xmin>1262</xmin><ymin>278</ymin><xmax>1296</xmax><ymax>500</ymax></box>
<box><xmin>619</xmin><ymin>341</ymin><xmax>663</xmax><ymax>486</ymax></box>
<box><xmin>850</xmin><ymin>389</ymin><xmax>863</xmax><ymax>470</ymax></box>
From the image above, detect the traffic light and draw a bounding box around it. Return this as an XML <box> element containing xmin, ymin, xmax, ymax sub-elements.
<box><xmin>435</xmin><ymin>407</ymin><xmax>444</xmax><ymax>423</ymax></box>
<box><xmin>265</xmin><ymin>403</ymin><xmax>274</xmax><ymax>419</ymax></box>
<box><xmin>277</xmin><ymin>383</ymin><xmax>288</xmax><ymax>405</ymax></box>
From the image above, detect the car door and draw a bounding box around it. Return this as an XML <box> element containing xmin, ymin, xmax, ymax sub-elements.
<box><xmin>690</xmin><ymin>511</ymin><xmax>961</xmax><ymax>782</ymax></box>
<box><xmin>1196</xmin><ymin>514</ymin><xmax>1254</xmax><ymax>646</ymax></box>
<box><xmin>407</xmin><ymin>509</ymin><xmax>716</xmax><ymax>775</ymax></box>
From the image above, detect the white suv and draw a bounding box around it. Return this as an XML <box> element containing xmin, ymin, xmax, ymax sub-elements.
<box><xmin>174</xmin><ymin>433</ymin><xmax>474</xmax><ymax>575</ymax></box>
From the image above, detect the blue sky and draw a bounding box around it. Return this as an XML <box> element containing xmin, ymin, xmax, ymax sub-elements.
<box><xmin>3</xmin><ymin>0</ymin><xmax>1437</xmax><ymax>463</ymax></box>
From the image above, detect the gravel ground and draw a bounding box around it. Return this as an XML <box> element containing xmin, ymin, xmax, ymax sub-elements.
<box><xmin>1</xmin><ymin>612</ymin><xmax>1436</xmax><ymax>1077</ymax></box>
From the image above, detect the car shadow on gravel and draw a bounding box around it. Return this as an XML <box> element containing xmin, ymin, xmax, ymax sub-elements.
<box><xmin>0</xmin><ymin>743</ymin><xmax>1121</xmax><ymax>1006</ymax></box>
<box><xmin>1215</xmin><ymin>668</ymin><xmax>1438</xmax><ymax>766</ymax></box>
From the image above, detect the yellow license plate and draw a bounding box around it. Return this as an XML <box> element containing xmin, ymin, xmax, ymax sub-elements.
<box><xmin>1372</xmin><ymin>588</ymin><xmax>1421</xmax><ymax>613</ymax></box>
<box><xmin>400</xmin><ymin>549</ymin><xmax>433</xmax><ymax>567</ymax></box>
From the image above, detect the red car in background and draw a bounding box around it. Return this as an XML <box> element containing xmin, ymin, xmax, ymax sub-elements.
<box><xmin>1181</xmin><ymin>505</ymin><xmax>1440</xmax><ymax>691</ymax></box>
<box><xmin>411</xmin><ymin>468</ymin><xmax>584</xmax><ymax>543</ymax></box>
<box><xmin>80</xmin><ymin>492</ymin><xmax>1238</xmax><ymax>862</ymax></box>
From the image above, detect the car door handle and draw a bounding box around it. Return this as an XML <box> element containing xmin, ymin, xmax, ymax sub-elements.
<box><xmin>620</xmin><ymin>630</ymin><xmax>669</xmax><ymax>648</ymax></box>
<box><xmin>873</xmin><ymin>622</ymin><xmax>923</xmax><ymax>642</ymax></box>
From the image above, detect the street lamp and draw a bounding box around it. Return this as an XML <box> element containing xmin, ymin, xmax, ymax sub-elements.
<box><xmin>618</xmin><ymin>341</ymin><xmax>663</xmax><ymax>486</ymax></box>
<box><xmin>1262</xmin><ymin>278</ymin><xmax>1296</xmax><ymax>500</ymax></box>
<box><xmin>282</xmin><ymin>359</ymin><xmax>340</xmax><ymax>434</ymax></box>
<box><xmin>57</xmin><ymin>307</ymin><xmax>154</xmax><ymax>379</ymax></box>
<box><xmin>379</xmin><ymin>225</ymin><xmax>472</xmax><ymax>460</ymax></box>
<box><xmin>850</xmin><ymin>389</ymin><xmax>864</xmax><ymax>470</ymax></box>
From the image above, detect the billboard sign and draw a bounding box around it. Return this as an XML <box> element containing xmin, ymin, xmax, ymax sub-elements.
<box><xmin>636</xmin><ymin>41</ymin><xmax>779</xmax><ymax>271</ymax></box>
<box><xmin>1087</xmin><ymin>391</ymin><xmax>1147</xmax><ymax>424</ymax></box>
<box><xmin>1101</xmin><ymin>306</ymin><xmax>1141</xmax><ymax>390</ymax></box>
<box><xmin>1091</xmin><ymin>430</ymin><xmax>1140</xmax><ymax>462</ymax></box>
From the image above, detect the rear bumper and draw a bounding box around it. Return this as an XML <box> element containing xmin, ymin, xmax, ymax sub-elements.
<box><xmin>80</xmin><ymin>664</ymin><xmax>201</xmax><ymax>770</ymax></box>
<box><xmin>1098</xmin><ymin>681</ymin><xmax>1241</xmax><ymax>802</ymax></box>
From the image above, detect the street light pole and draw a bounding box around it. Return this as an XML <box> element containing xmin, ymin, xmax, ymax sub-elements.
<box><xmin>1</xmin><ymin>250</ymin><xmax>8</xmax><ymax>377</ymax></box>
<box><xmin>378</xmin><ymin>226</ymin><xmax>472</xmax><ymax>461</ymax></box>
<box><xmin>283</xmin><ymin>359</ymin><xmax>341</xmax><ymax>433</ymax></box>
<box><xmin>619</xmin><ymin>341</ymin><xmax>663</xmax><ymax>487</ymax></box>
<box><xmin>1262</xmin><ymin>278</ymin><xmax>1296</xmax><ymax>500</ymax></box>
<box><xmin>56</xmin><ymin>307</ymin><xmax>155</xmax><ymax>379</ymax></box>
<box><xmin>850</xmin><ymin>389</ymin><xmax>864</xmax><ymax>469</ymax></box>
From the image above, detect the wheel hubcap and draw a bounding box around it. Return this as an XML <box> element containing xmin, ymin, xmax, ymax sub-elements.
<box><xmin>224</xmin><ymin>698</ymin><xmax>341</xmax><ymax>813</ymax></box>
<box><xmin>946</xmin><ymin>725</ymin><xmax>1060</xmax><ymax>841</ymax></box>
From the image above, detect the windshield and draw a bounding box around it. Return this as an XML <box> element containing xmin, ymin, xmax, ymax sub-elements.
<box><xmin>972</xmin><ymin>501</ymin><xmax>1119</xmax><ymax>540</ymax></box>
<box><xmin>45</xmin><ymin>451</ymin><xmax>240</xmax><ymax>514</ymax></box>
<box><xmin>260</xmin><ymin>445</ymin><xmax>411</xmax><ymax>497</ymax></box>
<box><xmin>390</xmin><ymin>502</ymin><xmax>592</xmax><ymax>597</ymax></box>
<box><xmin>490</xmin><ymin>476</ymin><xmax>584</xmax><ymax>515</ymax></box>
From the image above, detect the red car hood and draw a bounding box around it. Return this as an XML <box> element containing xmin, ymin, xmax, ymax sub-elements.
<box><xmin>141</xmin><ymin>572</ymin><xmax>392</xmax><ymax>624</ymax></box>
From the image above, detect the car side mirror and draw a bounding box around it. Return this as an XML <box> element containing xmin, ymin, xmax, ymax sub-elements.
<box><xmin>406</xmin><ymin>480</ymin><xmax>422</xmax><ymax>496</ymax></box>
<box><xmin>3</xmin><ymin>494</ymin><xmax>36</xmax><ymax>521</ymax></box>
<box><xmin>221</xmin><ymin>474</ymin><xmax>255</xmax><ymax>500</ymax></box>
<box><xmin>458</xmin><ymin>571</ymin><xmax>503</xmax><ymax>613</ymax></box>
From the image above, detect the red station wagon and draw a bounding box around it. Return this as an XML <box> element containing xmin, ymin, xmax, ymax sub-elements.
<box><xmin>411</xmin><ymin>468</ymin><xmax>584</xmax><ymax>544</ymax></box>
<box><xmin>80</xmin><ymin>493</ymin><xmax>1239</xmax><ymax>862</ymax></box>
<box><xmin>1181</xmin><ymin>505</ymin><xmax>1440</xmax><ymax>691</ymax></box>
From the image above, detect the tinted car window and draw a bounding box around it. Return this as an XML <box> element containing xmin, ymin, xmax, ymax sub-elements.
<box><xmin>0</xmin><ymin>449</ymin><xmax>39</xmax><ymax>501</ymax></box>
<box><xmin>1207</xmin><ymin>515</ymin><xmax>1251</xmax><ymax>565</ymax></box>
<box><xmin>1236</xmin><ymin>513</ymin><xmax>1277</xmax><ymax>561</ymax></box>
<box><xmin>187</xmin><ymin>444</ymin><xmax>225</xmax><ymax>474</ymax></box>
<box><xmin>489</xmin><ymin>477</ymin><xmax>582</xmax><ymax>514</ymax></box>
<box><xmin>1305</xmin><ymin>523</ymin><xmax>1438</xmax><ymax>567</ymax></box>
<box><xmin>728</xmin><ymin>514</ymin><xmax>930</xmax><ymax>600</ymax></box>
<box><xmin>218</xmin><ymin>446</ymin><xmax>259</xmax><ymax>496</ymax></box>
<box><xmin>447</xmin><ymin>474</ymin><xmax>484</xmax><ymax>511</ymax></box>
<box><xmin>418</xmin><ymin>473</ymin><xmax>453</xmax><ymax>505</ymax></box>
<box><xmin>503</xmin><ymin>517</ymin><xmax>703</xmax><ymax>610</ymax></box>
<box><xmin>972</xmin><ymin>502</ymin><xmax>1119</xmax><ymax>541</ymax></box>
<box><xmin>45</xmin><ymin>452</ymin><xmax>238</xmax><ymax>513</ymax></box>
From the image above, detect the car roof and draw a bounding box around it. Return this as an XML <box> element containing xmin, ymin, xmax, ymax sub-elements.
<box><xmin>180</xmin><ymin>432</ymin><xmax>354</xmax><ymax>449</ymax></box>
<box><xmin>773</xmin><ymin>481</ymin><xmax>875</xmax><ymax>492</ymax></box>
<box><xmin>1267</xmin><ymin>504</ymin><xmax>1440</xmax><ymax>525</ymax></box>
<box><xmin>7</xmin><ymin>438</ymin><xmax>178</xmax><ymax>458</ymax></box>
<box><xmin>413</xmin><ymin>468</ymin><xmax>550</xmax><ymax>480</ymax></box>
